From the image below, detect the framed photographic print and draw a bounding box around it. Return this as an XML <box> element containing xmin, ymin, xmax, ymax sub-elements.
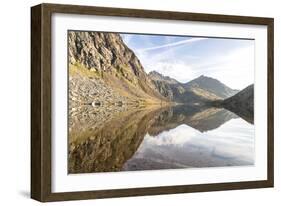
<box><xmin>31</xmin><ymin>3</ymin><xmax>274</xmax><ymax>202</ymax></box>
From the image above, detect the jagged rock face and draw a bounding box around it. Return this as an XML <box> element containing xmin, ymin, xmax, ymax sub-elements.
<box><xmin>69</xmin><ymin>31</ymin><xmax>141</xmax><ymax>74</ymax></box>
<box><xmin>68</xmin><ymin>31</ymin><xmax>165</xmax><ymax>103</ymax></box>
<box><xmin>151</xmin><ymin>80</ymin><xmax>174</xmax><ymax>100</ymax></box>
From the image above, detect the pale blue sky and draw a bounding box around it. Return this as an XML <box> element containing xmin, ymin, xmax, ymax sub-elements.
<box><xmin>121</xmin><ymin>33</ymin><xmax>254</xmax><ymax>90</ymax></box>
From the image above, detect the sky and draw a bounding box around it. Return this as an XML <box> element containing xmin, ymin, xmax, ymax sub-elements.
<box><xmin>121</xmin><ymin>33</ymin><xmax>254</xmax><ymax>90</ymax></box>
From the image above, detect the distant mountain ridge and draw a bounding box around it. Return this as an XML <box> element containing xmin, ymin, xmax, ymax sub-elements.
<box><xmin>184</xmin><ymin>75</ymin><xmax>239</xmax><ymax>99</ymax></box>
<box><xmin>149</xmin><ymin>71</ymin><xmax>239</xmax><ymax>104</ymax></box>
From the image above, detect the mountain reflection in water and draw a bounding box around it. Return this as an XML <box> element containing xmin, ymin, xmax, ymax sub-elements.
<box><xmin>68</xmin><ymin>105</ymin><xmax>254</xmax><ymax>174</ymax></box>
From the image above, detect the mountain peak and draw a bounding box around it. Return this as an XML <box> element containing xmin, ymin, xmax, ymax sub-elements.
<box><xmin>149</xmin><ymin>71</ymin><xmax>179</xmax><ymax>84</ymax></box>
<box><xmin>185</xmin><ymin>75</ymin><xmax>239</xmax><ymax>99</ymax></box>
<box><xmin>196</xmin><ymin>75</ymin><xmax>215</xmax><ymax>81</ymax></box>
<box><xmin>149</xmin><ymin>71</ymin><xmax>163</xmax><ymax>77</ymax></box>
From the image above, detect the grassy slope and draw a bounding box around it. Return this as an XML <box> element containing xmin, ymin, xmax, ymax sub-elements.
<box><xmin>69</xmin><ymin>63</ymin><xmax>169</xmax><ymax>105</ymax></box>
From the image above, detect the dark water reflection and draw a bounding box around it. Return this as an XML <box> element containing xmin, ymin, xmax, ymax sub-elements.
<box><xmin>68</xmin><ymin>105</ymin><xmax>254</xmax><ymax>173</ymax></box>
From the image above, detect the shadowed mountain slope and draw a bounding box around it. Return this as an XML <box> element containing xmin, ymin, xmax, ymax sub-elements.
<box><xmin>222</xmin><ymin>84</ymin><xmax>254</xmax><ymax>123</ymax></box>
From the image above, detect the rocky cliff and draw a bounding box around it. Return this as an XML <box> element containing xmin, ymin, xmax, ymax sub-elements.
<box><xmin>68</xmin><ymin>31</ymin><xmax>167</xmax><ymax>108</ymax></box>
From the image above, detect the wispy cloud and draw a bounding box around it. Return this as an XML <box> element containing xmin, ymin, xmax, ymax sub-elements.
<box><xmin>136</xmin><ymin>42</ymin><xmax>254</xmax><ymax>89</ymax></box>
<box><xmin>121</xmin><ymin>33</ymin><xmax>254</xmax><ymax>90</ymax></box>
<box><xmin>137</xmin><ymin>37</ymin><xmax>207</xmax><ymax>52</ymax></box>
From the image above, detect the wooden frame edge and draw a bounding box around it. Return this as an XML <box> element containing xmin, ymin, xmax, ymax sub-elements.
<box><xmin>31</xmin><ymin>3</ymin><xmax>274</xmax><ymax>202</ymax></box>
<box><xmin>267</xmin><ymin>18</ymin><xmax>274</xmax><ymax>187</ymax></box>
<box><xmin>31</xmin><ymin>3</ymin><xmax>53</xmax><ymax>202</ymax></box>
<box><xmin>42</xmin><ymin>180</ymin><xmax>272</xmax><ymax>202</ymax></box>
<box><xmin>31</xmin><ymin>4</ymin><xmax>43</xmax><ymax>201</ymax></box>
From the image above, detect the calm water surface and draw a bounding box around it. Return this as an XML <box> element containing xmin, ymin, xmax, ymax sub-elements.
<box><xmin>123</xmin><ymin>118</ymin><xmax>254</xmax><ymax>171</ymax></box>
<box><xmin>68</xmin><ymin>105</ymin><xmax>254</xmax><ymax>173</ymax></box>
